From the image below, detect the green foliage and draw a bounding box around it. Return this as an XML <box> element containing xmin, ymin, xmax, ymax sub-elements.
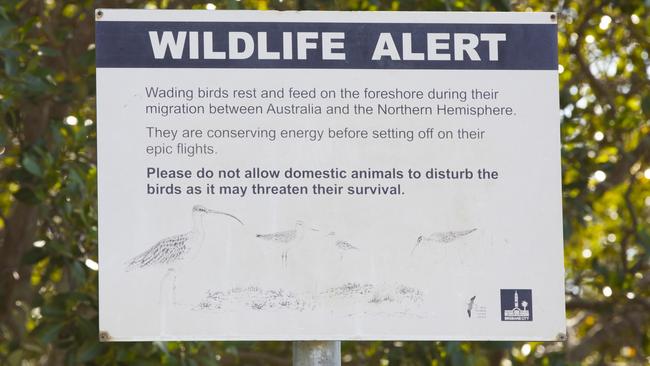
<box><xmin>0</xmin><ymin>0</ymin><xmax>648</xmax><ymax>365</ymax></box>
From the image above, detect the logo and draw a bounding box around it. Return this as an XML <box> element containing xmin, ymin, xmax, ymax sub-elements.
<box><xmin>466</xmin><ymin>295</ymin><xmax>487</xmax><ymax>319</ymax></box>
<box><xmin>500</xmin><ymin>289</ymin><xmax>532</xmax><ymax>321</ymax></box>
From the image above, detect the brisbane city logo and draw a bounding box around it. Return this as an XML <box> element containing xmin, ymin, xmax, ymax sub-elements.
<box><xmin>500</xmin><ymin>289</ymin><xmax>533</xmax><ymax>321</ymax></box>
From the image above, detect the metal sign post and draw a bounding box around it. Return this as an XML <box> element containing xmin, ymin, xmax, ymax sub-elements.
<box><xmin>293</xmin><ymin>341</ymin><xmax>341</xmax><ymax>366</ymax></box>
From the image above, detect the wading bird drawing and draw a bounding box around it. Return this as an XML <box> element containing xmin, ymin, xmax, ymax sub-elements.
<box><xmin>125</xmin><ymin>205</ymin><xmax>244</xmax><ymax>304</ymax></box>
<box><xmin>411</xmin><ymin>228</ymin><xmax>477</xmax><ymax>254</ymax></box>
<box><xmin>256</xmin><ymin>220</ymin><xmax>305</xmax><ymax>266</ymax></box>
<box><xmin>326</xmin><ymin>231</ymin><xmax>359</xmax><ymax>260</ymax></box>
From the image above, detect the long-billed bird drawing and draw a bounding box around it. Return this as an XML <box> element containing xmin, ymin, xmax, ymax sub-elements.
<box><xmin>125</xmin><ymin>205</ymin><xmax>244</xmax><ymax>304</ymax></box>
<box><xmin>255</xmin><ymin>220</ymin><xmax>305</xmax><ymax>265</ymax></box>
<box><xmin>411</xmin><ymin>228</ymin><xmax>477</xmax><ymax>254</ymax></box>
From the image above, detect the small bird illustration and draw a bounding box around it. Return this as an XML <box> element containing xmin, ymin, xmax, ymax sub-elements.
<box><xmin>467</xmin><ymin>295</ymin><xmax>476</xmax><ymax>318</ymax></box>
<box><xmin>256</xmin><ymin>220</ymin><xmax>305</xmax><ymax>265</ymax></box>
<box><xmin>125</xmin><ymin>205</ymin><xmax>244</xmax><ymax>303</ymax></box>
<box><xmin>327</xmin><ymin>231</ymin><xmax>359</xmax><ymax>260</ymax></box>
<box><xmin>412</xmin><ymin>228</ymin><xmax>477</xmax><ymax>254</ymax></box>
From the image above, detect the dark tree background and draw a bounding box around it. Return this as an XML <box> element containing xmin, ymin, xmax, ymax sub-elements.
<box><xmin>0</xmin><ymin>0</ymin><xmax>649</xmax><ymax>364</ymax></box>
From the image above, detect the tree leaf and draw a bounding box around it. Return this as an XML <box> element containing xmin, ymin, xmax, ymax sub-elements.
<box><xmin>22</xmin><ymin>154</ymin><xmax>43</xmax><ymax>177</ymax></box>
<box><xmin>14</xmin><ymin>187</ymin><xmax>41</xmax><ymax>204</ymax></box>
<box><xmin>32</xmin><ymin>322</ymin><xmax>64</xmax><ymax>343</ymax></box>
<box><xmin>76</xmin><ymin>341</ymin><xmax>104</xmax><ymax>362</ymax></box>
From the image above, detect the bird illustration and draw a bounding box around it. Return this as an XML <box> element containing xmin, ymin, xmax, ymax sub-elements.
<box><xmin>467</xmin><ymin>295</ymin><xmax>476</xmax><ymax>318</ymax></box>
<box><xmin>412</xmin><ymin>228</ymin><xmax>477</xmax><ymax>254</ymax></box>
<box><xmin>125</xmin><ymin>205</ymin><xmax>244</xmax><ymax>304</ymax></box>
<box><xmin>255</xmin><ymin>220</ymin><xmax>305</xmax><ymax>265</ymax></box>
<box><xmin>327</xmin><ymin>231</ymin><xmax>359</xmax><ymax>260</ymax></box>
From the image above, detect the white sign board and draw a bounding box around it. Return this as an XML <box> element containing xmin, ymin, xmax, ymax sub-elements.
<box><xmin>96</xmin><ymin>9</ymin><xmax>565</xmax><ymax>341</ymax></box>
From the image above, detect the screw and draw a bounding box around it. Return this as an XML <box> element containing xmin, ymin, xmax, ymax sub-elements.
<box><xmin>96</xmin><ymin>10</ymin><xmax>104</xmax><ymax>20</ymax></box>
<box><xmin>557</xmin><ymin>332</ymin><xmax>567</xmax><ymax>341</ymax></box>
<box><xmin>99</xmin><ymin>331</ymin><xmax>111</xmax><ymax>342</ymax></box>
<box><xmin>550</xmin><ymin>13</ymin><xmax>557</xmax><ymax>22</ymax></box>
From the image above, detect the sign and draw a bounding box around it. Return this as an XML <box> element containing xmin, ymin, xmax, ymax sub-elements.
<box><xmin>96</xmin><ymin>9</ymin><xmax>565</xmax><ymax>341</ymax></box>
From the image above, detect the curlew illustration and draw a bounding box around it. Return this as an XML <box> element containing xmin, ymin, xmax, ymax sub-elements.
<box><xmin>125</xmin><ymin>205</ymin><xmax>244</xmax><ymax>303</ymax></box>
<box><xmin>255</xmin><ymin>220</ymin><xmax>305</xmax><ymax>265</ymax></box>
<box><xmin>412</xmin><ymin>228</ymin><xmax>477</xmax><ymax>254</ymax></box>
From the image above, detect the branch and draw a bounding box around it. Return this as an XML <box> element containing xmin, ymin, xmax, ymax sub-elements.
<box><xmin>0</xmin><ymin>203</ymin><xmax>39</xmax><ymax>339</ymax></box>
<box><xmin>567</xmin><ymin>306</ymin><xmax>649</xmax><ymax>362</ymax></box>
<box><xmin>568</xmin><ymin>6</ymin><xmax>618</xmax><ymax>121</ymax></box>
<box><xmin>594</xmin><ymin>134</ymin><xmax>650</xmax><ymax>196</ymax></box>
<box><xmin>566</xmin><ymin>298</ymin><xmax>613</xmax><ymax>312</ymax></box>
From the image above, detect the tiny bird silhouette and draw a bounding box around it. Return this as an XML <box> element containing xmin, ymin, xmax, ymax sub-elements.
<box><xmin>327</xmin><ymin>231</ymin><xmax>359</xmax><ymax>260</ymax></box>
<box><xmin>467</xmin><ymin>295</ymin><xmax>476</xmax><ymax>318</ymax></box>
<box><xmin>412</xmin><ymin>228</ymin><xmax>477</xmax><ymax>254</ymax></box>
<box><xmin>125</xmin><ymin>205</ymin><xmax>244</xmax><ymax>304</ymax></box>
<box><xmin>256</xmin><ymin>220</ymin><xmax>305</xmax><ymax>265</ymax></box>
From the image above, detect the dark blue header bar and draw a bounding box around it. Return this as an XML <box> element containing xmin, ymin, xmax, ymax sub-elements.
<box><xmin>96</xmin><ymin>21</ymin><xmax>557</xmax><ymax>70</ymax></box>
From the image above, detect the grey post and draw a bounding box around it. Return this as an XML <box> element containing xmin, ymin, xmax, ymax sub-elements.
<box><xmin>293</xmin><ymin>341</ymin><xmax>341</xmax><ymax>366</ymax></box>
<box><xmin>289</xmin><ymin>5</ymin><xmax>339</xmax><ymax>364</ymax></box>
